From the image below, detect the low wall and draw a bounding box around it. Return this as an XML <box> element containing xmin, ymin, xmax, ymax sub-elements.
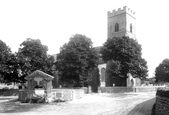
<box><xmin>18</xmin><ymin>87</ymin><xmax>87</xmax><ymax>102</ymax></box>
<box><xmin>99</xmin><ymin>87</ymin><xmax>135</xmax><ymax>93</ymax></box>
<box><xmin>73</xmin><ymin>87</ymin><xmax>88</xmax><ymax>94</ymax></box>
<box><xmin>51</xmin><ymin>88</ymin><xmax>85</xmax><ymax>101</ymax></box>
<box><xmin>135</xmin><ymin>86</ymin><xmax>162</xmax><ymax>92</ymax></box>
<box><xmin>155</xmin><ymin>87</ymin><xmax>169</xmax><ymax>115</ymax></box>
<box><xmin>99</xmin><ymin>86</ymin><xmax>165</xmax><ymax>93</ymax></box>
<box><xmin>18</xmin><ymin>90</ymin><xmax>34</xmax><ymax>101</ymax></box>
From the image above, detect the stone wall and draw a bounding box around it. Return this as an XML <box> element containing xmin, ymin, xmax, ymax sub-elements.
<box><xmin>99</xmin><ymin>87</ymin><xmax>135</xmax><ymax>93</ymax></box>
<box><xmin>18</xmin><ymin>90</ymin><xmax>34</xmax><ymax>101</ymax></box>
<box><xmin>155</xmin><ymin>87</ymin><xmax>169</xmax><ymax>115</ymax></box>
<box><xmin>51</xmin><ymin>88</ymin><xmax>86</xmax><ymax>101</ymax></box>
<box><xmin>135</xmin><ymin>86</ymin><xmax>159</xmax><ymax>92</ymax></box>
<box><xmin>99</xmin><ymin>86</ymin><xmax>164</xmax><ymax>93</ymax></box>
<box><xmin>18</xmin><ymin>88</ymin><xmax>87</xmax><ymax>102</ymax></box>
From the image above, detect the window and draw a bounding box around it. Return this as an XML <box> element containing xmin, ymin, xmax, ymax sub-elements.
<box><xmin>115</xmin><ymin>23</ymin><xmax>119</xmax><ymax>32</ymax></box>
<box><xmin>130</xmin><ymin>23</ymin><xmax>132</xmax><ymax>33</ymax></box>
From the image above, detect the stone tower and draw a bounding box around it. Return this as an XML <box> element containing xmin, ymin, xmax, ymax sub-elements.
<box><xmin>104</xmin><ymin>6</ymin><xmax>137</xmax><ymax>87</ymax></box>
<box><xmin>108</xmin><ymin>6</ymin><xmax>136</xmax><ymax>39</ymax></box>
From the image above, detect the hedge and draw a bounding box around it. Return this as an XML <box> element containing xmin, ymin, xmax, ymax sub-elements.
<box><xmin>0</xmin><ymin>89</ymin><xmax>19</xmax><ymax>96</ymax></box>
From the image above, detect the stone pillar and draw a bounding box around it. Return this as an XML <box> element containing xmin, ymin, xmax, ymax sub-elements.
<box><xmin>46</xmin><ymin>80</ymin><xmax>53</xmax><ymax>98</ymax></box>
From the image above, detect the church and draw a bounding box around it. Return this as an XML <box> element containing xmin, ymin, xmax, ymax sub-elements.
<box><xmin>97</xmin><ymin>6</ymin><xmax>141</xmax><ymax>87</ymax></box>
<box><xmin>53</xmin><ymin>6</ymin><xmax>141</xmax><ymax>89</ymax></box>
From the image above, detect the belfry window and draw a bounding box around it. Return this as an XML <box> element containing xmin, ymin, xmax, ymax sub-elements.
<box><xmin>115</xmin><ymin>23</ymin><xmax>119</xmax><ymax>32</ymax></box>
<box><xmin>130</xmin><ymin>23</ymin><xmax>132</xmax><ymax>33</ymax></box>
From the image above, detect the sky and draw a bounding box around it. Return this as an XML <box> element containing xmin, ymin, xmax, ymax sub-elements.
<box><xmin>0</xmin><ymin>0</ymin><xmax>169</xmax><ymax>77</ymax></box>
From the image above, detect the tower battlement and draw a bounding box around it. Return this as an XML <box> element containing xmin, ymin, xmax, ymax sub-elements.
<box><xmin>108</xmin><ymin>6</ymin><xmax>135</xmax><ymax>18</ymax></box>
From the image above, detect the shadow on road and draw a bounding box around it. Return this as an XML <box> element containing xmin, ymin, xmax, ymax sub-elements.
<box><xmin>0</xmin><ymin>100</ymin><xmax>45</xmax><ymax>113</ymax></box>
<box><xmin>127</xmin><ymin>98</ymin><xmax>155</xmax><ymax>115</ymax></box>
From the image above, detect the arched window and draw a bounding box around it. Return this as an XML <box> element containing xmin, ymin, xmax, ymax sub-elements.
<box><xmin>130</xmin><ymin>23</ymin><xmax>132</xmax><ymax>33</ymax></box>
<box><xmin>115</xmin><ymin>23</ymin><xmax>119</xmax><ymax>32</ymax></box>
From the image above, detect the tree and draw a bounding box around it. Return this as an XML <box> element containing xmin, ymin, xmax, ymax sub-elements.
<box><xmin>0</xmin><ymin>40</ymin><xmax>12</xmax><ymax>82</ymax></box>
<box><xmin>3</xmin><ymin>53</ymin><xmax>21</xmax><ymax>83</ymax></box>
<box><xmin>56</xmin><ymin>34</ymin><xmax>99</xmax><ymax>87</ymax></box>
<box><xmin>89</xmin><ymin>68</ymin><xmax>100</xmax><ymax>92</ymax></box>
<box><xmin>17</xmin><ymin>38</ymin><xmax>54</xmax><ymax>82</ymax></box>
<box><xmin>101</xmin><ymin>36</ymin><xmax>148</xmax><ymax>86</ymax></box>
<box><xmin>155</xmin><ymin>59</ymin><xmax>169</xmax><ymax>83</ymax></box>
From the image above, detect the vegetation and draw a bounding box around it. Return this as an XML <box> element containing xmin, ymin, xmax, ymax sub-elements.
<box><xmin>0</xmin><ymin>35</ymin><xmax>149</xmax><ymax>87</ymax></box>
<box><xmin>89</xmin><ymin>68</ymin><xmax>100</xmax><ymax>92</ymax></box>
<box><xmin>56</xmin><ymin>34</ymin><xmax>99</xmax><ymax>87</ymax></box>
<box><xmin>0</xmin><ymin>40</ymin><xmax>15</xmax><ymax>83</ymax></box>
<box><xmin>0</xmin><ymin>38</ymin><xmax>55</xmax><ymax>83</ymax></box>
<box><xmin>101</xmin><ymin>36</ymin><xmax>148</xmax><ymax>86</ymax></box>
<box><xmin>155</xmin><ymin>59</ymin><xmax>169</xmax><ymax>83</ymax></box>
<box><xmin>3</xmin><ymin>53</ymin><xmax>21</xmax><ymax>83</ymax></box>
<box><xmin>17</xmin><ymin>38</ymin><xmax>55</xmax><ymax>82</ymax></box>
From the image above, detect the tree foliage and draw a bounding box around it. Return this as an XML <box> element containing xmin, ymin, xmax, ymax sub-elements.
<box><xmin>0</xmin><ymin>40</ymin><xmax>12</xmax><ymax>82</ymax></box>
<box><xmin>17</xmin><ymin>38</ymin><xmax>54</xmax><ymax>82</ymax></box>
<box><xmin>155</xmin><ymin>59</ymin><xmax>169</xmax><ymax>83</ymax></box>
<box><xmin>101</xmin><ymin>36</ymin><xmax>148</xmax><ymax>83</ymax></box>
<box><xmin>56</xmin><ymin>34</ymin><xmax>99</xmax><ymax>87</ymax></box>
<box><xmin>3</xmin><ymin>53</ymin><xmax>22</xmax><ymax>83</ymax></box>
<box><xmin>89</xmin><ymin>68</ymin><xmax>100</xmax><ymax>92</ymax></box>
<box><xmin>106</xmin><ymin>60</ymin><xmax>122</xmax><ymax>78</ymax></box>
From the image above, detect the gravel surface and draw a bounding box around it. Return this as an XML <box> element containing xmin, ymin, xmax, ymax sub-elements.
<box><xmin>0</xmin><ymin>92</ymin><xmax>156</xmax><ymax>115</ymax></box>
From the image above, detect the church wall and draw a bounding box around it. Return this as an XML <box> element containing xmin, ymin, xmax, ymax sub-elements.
<box><xmin>98</xmin><ymin>63</ymin><xmax>106</xmax><ymax>87</ymax></box>
<box><xmin>126</xmin><ymin>12</ymin><xmax>136</xmax><ymax>39</ymax></box>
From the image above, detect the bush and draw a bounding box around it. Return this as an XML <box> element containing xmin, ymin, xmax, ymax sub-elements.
<box><xmin>0</xmin><ymin>89</ymin><xmax>19</xmax><ymax>96</ymax></box>
<box><xmin>3</xmin><ymin>86</ymin><xmax>9</xmax><ymax>89</ymax></box>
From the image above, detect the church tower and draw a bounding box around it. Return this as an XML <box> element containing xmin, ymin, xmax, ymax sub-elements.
<box><xmin>108</xmin><ymin>6</ymin><xmax>136</xmax><ymax>39</ymax></box>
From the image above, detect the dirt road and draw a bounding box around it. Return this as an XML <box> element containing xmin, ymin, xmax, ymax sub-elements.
<box><xmin>0</xmin><ymin>92</ymin><xmax>156</xmax><ymax>115</ymax></box>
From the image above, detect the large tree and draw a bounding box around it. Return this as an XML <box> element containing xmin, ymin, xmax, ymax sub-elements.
<box><xmin>56</xmin><ymin>34</ymin><xmax>99</xmax><ymax>87</ymax></box>
<box><xmin>155</xmin><ymin>59</ymin><xmax>169</xmax><ymax>83</ymax></box>
<box><xmin>0</xmin><ymin>40</ymin><xmax>12</xmax><ymax>82</ymax></box>
<box><xmin>101</xmin><ymin>36</ymin><xmax>148</xmax><ymax>86</ymax></box>
<box><xmin>17</xmin><ymin>38</ymin><xmax>54</xmax><ymax>82</ymax></box>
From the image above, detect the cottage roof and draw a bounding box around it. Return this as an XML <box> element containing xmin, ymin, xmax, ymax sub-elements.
<box><xmin>25</xmin><ymin>70</ymin><xmax>54</xmax><ymax>80</ymax></box>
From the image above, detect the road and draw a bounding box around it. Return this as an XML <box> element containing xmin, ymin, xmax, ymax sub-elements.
<box><xmin>0</xmin><ymin>92</ymin><xmax>156</xmax><ymax>115</ymax></box>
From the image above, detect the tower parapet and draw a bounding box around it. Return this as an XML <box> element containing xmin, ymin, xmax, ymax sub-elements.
<box><xmin>108</xmin><ymin>6</ymin><xmax>135</xmax><ymax>18</ymax></box>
